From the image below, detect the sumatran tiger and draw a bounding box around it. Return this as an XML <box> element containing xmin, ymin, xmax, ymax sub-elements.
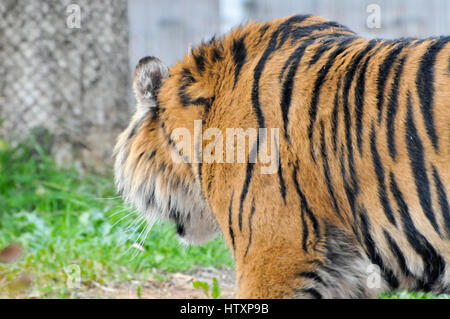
<box><xmin>114</xmin><ymin>15</ymin><xmax>450</xmax><ymax>298</ymax></box>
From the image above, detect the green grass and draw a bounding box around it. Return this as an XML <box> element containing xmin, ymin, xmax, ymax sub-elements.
<box><xmin>0</xmin><ymin>138</ymin><xmax>232</xmax><ymax>298</ymax></box>
<box><xmin>379</xmin><ymin>291</ymin><xmax>449</xmax><ymax>299</ymax></box>
<box><xmin>0</xmin><ymin>137</ymin><xmax>448</xmax><ymax>299</ymax></box>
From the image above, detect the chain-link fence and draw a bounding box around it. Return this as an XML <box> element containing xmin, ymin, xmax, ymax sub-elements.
<box><xmin>0</xmin><ymin>0</ymin><xmax>130</xmax><ymax>171</ymax></box>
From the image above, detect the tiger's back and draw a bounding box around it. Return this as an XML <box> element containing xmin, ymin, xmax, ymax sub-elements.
<box><xmin>114</xmin><ymin>15</ymin><xmax>450</xmax><ymax>298</ymax></box>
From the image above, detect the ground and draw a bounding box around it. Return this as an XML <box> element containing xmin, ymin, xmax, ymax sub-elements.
<box><xmin>80</xmin><ymin>267</ymin><xmax>236</xmax><ymax>299</ymax></box>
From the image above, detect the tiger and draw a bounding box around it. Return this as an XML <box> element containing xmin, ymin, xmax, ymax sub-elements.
<box><xmin>114</xmin><ymin>15</ymin><xmax>450</xmax><ymax>298</ymax></box>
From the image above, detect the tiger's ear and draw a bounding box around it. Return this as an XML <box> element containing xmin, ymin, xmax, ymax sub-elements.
<box><xmin>133</xmin><ymin>56</ymin><xmax>169</xmax><ymax>111</ymax></box>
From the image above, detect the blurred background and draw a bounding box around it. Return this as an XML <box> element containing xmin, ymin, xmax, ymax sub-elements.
<box><xmin>0</xmin><ymin>0</ymin><xmax>448</xmax><ymax>299</ymax></box>
<box><xmin>130</xmin><ymin>0</ymin><xmax>449</xmax><ymax>67</ymax></box>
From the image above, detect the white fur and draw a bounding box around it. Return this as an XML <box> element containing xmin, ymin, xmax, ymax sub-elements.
<box><xmin>114</xmin><ymin>116</ymin><xmax>220</xmax><ymax>245</ymax></box>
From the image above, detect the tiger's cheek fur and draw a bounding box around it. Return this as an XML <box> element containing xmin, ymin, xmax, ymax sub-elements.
<box><xmin>113</xmin><ymin>97</ymin><xmax>220</xmax><ymax>246</ymax></box>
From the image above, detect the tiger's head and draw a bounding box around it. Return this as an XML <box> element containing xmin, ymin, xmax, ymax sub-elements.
<box><xmin>113</xmin><ymin>56</ymin><xmax>220</xmax><ymax>245</ymax></box>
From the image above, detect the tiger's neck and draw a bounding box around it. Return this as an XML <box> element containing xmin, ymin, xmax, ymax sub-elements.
<box><xmin>163</xmin><ymin>21</ymin><xmax>271</xmax><ymax>103</ymax></box>
<box><xmin>158</xmin><ymin>15</ymin><xmax>357</xmax><ymax>121</ymax></box>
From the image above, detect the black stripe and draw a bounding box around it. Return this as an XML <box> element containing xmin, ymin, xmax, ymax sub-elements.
<box><xmin>244</xmin><ymin>199</ymin><xmax>256</xmax><ymax>257</ymax></box>
<box><xmin>206</xmin><ymin>166</ymin><xmax>214</xmax><ymax>194</ymax></box>
<box><xmin>300</xmin><ymin>205</ymin><xmax>309</xmax><ymax>252</ymax></box>
<box><xmin>275</xmin><ymin>137</ymin><xmax>287</xmax><ymax>205</ymax></box>
<box><xmin>383</xmin><ymin>229</ymin><xmax>414</xmax><ymax>278</ymax></box>
<box><xmin>389</xmin><ymin>172</ymin><xmax>445</xmax><ymax>290</ymax></box>
<box><xmin>370</xmin><ymin>124</ymin><xmax>397</xmax><ymax>226</ymax></box>
<box><xmin>127</xmin><ymin>117</ymin><xmax>145</xmax><ymax>140</ymax></box>
<box><xmin>299</xmin><ymin>288</ymin><xmax>323</xmax><ymax>299</ymax></box>
<box><xmin>416</xmin><ymin>37</ymin><xmax>450</xmax><ymax>150</ymax></box>
<box><xmin>405</xmin><ymin>96</ymin><xmax>441</xmax><ymax>235</ymax></box>
<box><xmin>258</xmin><ymin>23</ymin><xmax>270</xmax><ymax>42</ymax></box>
<box><xmin>161</xmin><ymin>120</ymin><xmax>191</xmax><ymax>164</ymax></box>
<box><xmin>354</xmin><ymin>58</ymin><xmax>368</xmax><ymax>156</ymax></box>
<box><xmin>359</xmin><ymin>206</ymin><xmax>399</xmax><ymax>289</ymax></box>
<box><xmin>206</xmin><ymin>172</ymin><xmax>213</xmax><ymax>195</ymax></box>
<box><xmin>308</xmin><ymin>37</ymin><xmax>356</xmax><ymax>162</ymax></box>
<box><xmin>192</xmin><ymin>49</ymin><xmax>206</xmax><ymax>74</ymax></box>
<box><xmin>211</xmin><ymin>46</ymin><xmax>223</xmax><ymax>62</ymax></box>
<box><xmin>196</xmin><ymin>143</ymin><xmax>203</xmax><ymax>186</ymax></box>
<box><xmin>159</xmin><ymin>162</ymin><xmax>167</xmax><ymax>174</ymax></box>
<box><xmin>179</xmin><ymin>68</ymin><xmax>213</xmax><ymax>107</ymax></box>
<box><xmin>190</xmin><ymin>96</ymin><xmax>214</xmax><ymax>107</ymax></box>
<box><xmin>197</xmin><ymin>94</ymin><xmax>216</xmax><ymax>196</ymax></box>
<box><xmin>231</xmin><ymin>36</ymin><xmax>247</xmax><ymax>89</ymax></box>
<box><xmin>432</xmin><ymin>166</ymin><xmax>450</xmax><ymax>237</ymax></box>
<box><xmin>290</xmin><ymin>21</ymin><xmax>354</xmax><ymax>44</ymax></box>
<box><xmin>320</xmin><ymin>122</ymin><xmax>344</xmax><ymax>221</ymax></box>
<box><xmin>292</xmin><ymin>165</ymin><xmax>321</xmax><ymax>247</ymax></box>
<box><xmin>307</xmin><ymin>41</ymin><xmax>334</xmax><ymax>68</ymax></box>
<box><xmin>136</xmin><ymin>152</ymin><xmax>145</xmax><ymax>165</ymax></box>
<box><xmin>386</xmin><ymin>56</ymin><xmax>407</xmax><ymax>160</ymax></box>
<box><xmin>376</xmin><ymin>41</ymin><xmax>410</xmax><ymax>123</ymax></box>
<box><xmin>293</xmin><ymin>165</ymin><xmax>310</xmax><ymax>252</ymax></box>
<box><xmin>147</xmin><ymin>150</ymin><xmax>156</xmax><ymax>161</ymax></box>
<box><xmin>146</xmin><ymin>186</ymin><xmax>155</xmax><ymax>208</ymax></box>
<box><xmin>238</xmin><ymin>162</ymin><xmax>254</xmax><ymax>232</ymax></box>
<box><xmin>448</xmin><ymin>55</ymin><xmax>450</xmax><ymax>74</ymax></box>
<box><xmin>178</xmin><ymin>68</ymin><xmax>196</xmax><ymax>107</ymax></box>
<box><xmin>228</xmin><ymin>192</ymin><xmax>235</xmax><ymax>250</ymax></box>
<box><xmin>331</xmin><ymin>78</ymin><xmax>341</xmax><ymax>154</ymax></box>
<box><xmin>339</xmin><ymin>145</ymin><xmax>358</xmax><ymax>230</ymax></box>
<box><xmin>305</xmin><ymin>259</ymin><xmax>324</xmax><ymax>267</ymax></box>
<box><xmin>298</xmin><ymin>271</ymin><xmax>327</xmax><ymax>287</ymax></box>
<box><xmin>180</xmin><ymin>67</ymin><xmax>196</xmax><ymax>83</ymax></box>
<box><xmin>201</xmin><ymin>95</ymin><xmax>215</xmax><ymax>126</ymax></box>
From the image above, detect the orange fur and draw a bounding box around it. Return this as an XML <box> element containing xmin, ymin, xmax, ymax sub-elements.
<box><xmin>115</xmin><ymin>15</ymin><xmax>450</xmax><ymax>298</ymax></box>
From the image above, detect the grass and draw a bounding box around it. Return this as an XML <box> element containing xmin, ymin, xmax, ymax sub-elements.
<box><xmin>0</xmin><ymin>137</ymin><xmax>233</xmax><ymax>298</ymax></box>
<box><xmin>379</xmin><ymin>291</ymin><xmax>449</xmax><ymax>299</ymax></box>
<box><xmin>0</xmin><ymin>137</ymin><xmax>447</xmax><ymax>299</ymax></box>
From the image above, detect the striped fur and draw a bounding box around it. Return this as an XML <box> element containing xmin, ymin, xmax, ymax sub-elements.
<box><xmin>114</xmin><ymin>15</ymin><xmax>450</xmax><ymax>298</ymax></box>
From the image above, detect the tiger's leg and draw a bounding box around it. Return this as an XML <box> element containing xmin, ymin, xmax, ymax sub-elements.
<box><xmin>227</xmin><ymin>195</ymin><xmax>324</xmax><ymax>298</ymax></box>
<box><xmin>235</xmin><ymin>240</ymin><xmax>323</xmax><ymax>298</ymax></box>
<box><xmin>233</xmin><ymin>221</ymin><xmax>388</xmax><ymax>298</ymax></box>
